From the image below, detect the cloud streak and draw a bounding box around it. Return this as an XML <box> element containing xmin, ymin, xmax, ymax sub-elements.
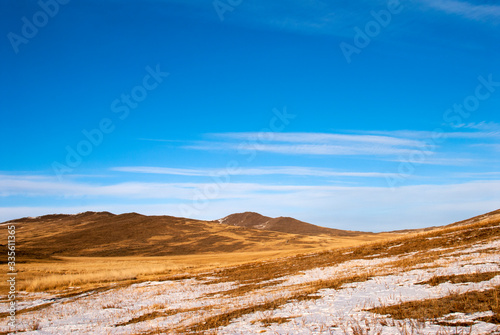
<box><xmin>185</xmin><ymin>132</ymin><xmax>431</xmax><ymax>157</ymax></box>
<box><xmin>419</xmin><ymin>0</ymin><xmax>500</xmax><ymax>23</ymax></box>
<box><xmin>112</xmin><ymin>166</ymin><xmax>400</xmax><ymax>178</ymax></box>
<box><xmin>362</xmin><ymin>127</ymin><xmax>500</xmax><ymax>140</ymax></box>
<box><xmin>161</xmin><ymin>0</ymin><xmax>409</xmax><ymax>38</ymax></box>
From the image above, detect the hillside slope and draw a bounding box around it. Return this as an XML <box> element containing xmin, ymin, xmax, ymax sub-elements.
<box><xmin>2</xmin><ymin>209</ymin><xmax>500</xmax><ymax>334</ymax></box>
<box><xmin>446</xmin><ymin>208</ymin><xmax>500</xmax><ymax>228</ymax></box>
<box><xmin>218</xmin><ymin>212</ymin><xmax>367</xmax><ymax>236</ymax></box>
<box><xmin>388</xmin><ymin>208</ymin><xmax>500</xmax><ymax>233</ymax></box>
<box><xmin>2</xmin><ymin>212</ymin><xmax>353</xmax><ymax>259</ymax></box>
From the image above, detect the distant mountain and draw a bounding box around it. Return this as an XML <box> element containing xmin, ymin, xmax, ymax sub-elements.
<box><xmin>218</xmin><ymin>212</ymin><xmax>367</xmax><ymax>236</ymax></box>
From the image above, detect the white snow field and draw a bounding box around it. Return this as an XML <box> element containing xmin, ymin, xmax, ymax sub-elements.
<box><xmin>1</xmin><ymin>221</ymin><xmax>500</xmax><ymax>334</ymax></box>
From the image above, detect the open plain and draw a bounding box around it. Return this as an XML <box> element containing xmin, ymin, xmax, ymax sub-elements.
<box><xmin>1</xmin><ymin>210</ymin><xmax>500</xmax><ymax>334</ymax></box>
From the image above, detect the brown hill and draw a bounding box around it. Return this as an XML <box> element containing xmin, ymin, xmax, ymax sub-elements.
<box><xmin>2</xmin><ymin>211</ymin><xmax>367</xmax><ymax>260</ymax></box>
<box><xmin>218</xmin><ymin>212</ymin><xmax>367</xmax><ymax>236</ymax></box>
<box><xmin>388</xmin><ymin>208</ymin><xmax>500</xmax><ymax>234</ymax></box>
<box><xmin>445</xmin><ymin>208</ymin><xmax>500</xmax><ymax>228</ymax></box>
<box><xmin>3</xmin><ymin>209</ymin><xmax>497</xmax><ymax>263</ymax></box>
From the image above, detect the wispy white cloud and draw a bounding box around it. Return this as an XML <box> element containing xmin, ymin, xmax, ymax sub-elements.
<box><xmin>138</xmin><ymin>138</ymin><xmax>184</xmax><ymax>143</ymax></box>
<box><xmin>443</xmin><ymin>132</ymin><xmax>500</xmax><ymax>139</ymax></box>
<box><xmin>470</xmin><ymin>143</ymin><xmax>500</xmax><ymax>152</ymax></box>
<box><xmin>384</xmin><ymin>157</ymin><xmax>478</xmax><ymax>166</ymax></box>
<box><xmin>163</xmin><ymin>0</ymin><xmax>403</xmax><ymax>37</ymax></box>
<box><xmin>164</xmin><ymin>0</ymin><xmax>496</xmax><ymax>39</ymax></box>
<box><xmin>0</xmin><ymin>174</ymin><xmax>195</xmax><ymax>199</ymax></box>
<box><xmin>359</xmin><ymin>128</ymin><xmax>500</xmax><ymax>166</ymax></box>
<box><xmin>206</xmin><ymin>143</ymin><xmax>423</xmax><ymax>156</ymax></box>
<box><xmin>186</xmin><ymin>132</ymin><xmax>430</xmax><ymax>157</ymax></box>
<box><xmin>112</xmin><ymin>166</ymin><xmax>400</xmax><ymax>178</ymax></box>
<box><xmin>418</xmin><ymin>0</ymin><xmax>500</xmax><ymax>23</ymax></box>
<box><xmin>185</xmin><ymin>128</ymin><xmax>500</xmax><ymax>160</ymax></box>
<box><xmin>0</xmin><ymin>174</ymin><xmax>350</xmax><ymax>200</ymax></box>
<box><xmin>113</xmin><ymin>167</ymin><xmax>209</xmax><ymax>176</ymax></box>
<box><xmin>211</xmin><ymin>132</ymin><xmax>425</xmax><ymax>147</ymax></box>
<box><xmin>220</xmin><ymin>0</ymin><xmax>364</xmax><ymax>37</ymax></box>
<box><xmin>453</xmin><ymin>171</ymin><xmax>500</xmax><ymax>178</ymax></box>
<box><xmin>363</xmin><ymin>128</ymin><xmax>500</xmax><ymax>140</ymax></box>
<box><xmin>456</xmin><ymin>121</ymin><xmax>500</xmax><ymax>131</ymax></box>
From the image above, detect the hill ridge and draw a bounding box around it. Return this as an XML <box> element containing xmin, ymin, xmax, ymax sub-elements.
<box><xmin>219</xmin><ymin>212</ymin><xmax>366</xmax><ymax>236</ymax></box>
<box><xmin>3</xmin><ymin>209</ymin><xmax>499</xmax><ymax>260</ymax></box>
<box><xmin>3</xmin><ymin>211</ymin><xmax>362</xmax><ymax>259</ymax></box>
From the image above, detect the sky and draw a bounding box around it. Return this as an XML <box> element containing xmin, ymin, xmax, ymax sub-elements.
<box><xmin>1</xmin><ymin>0</ymin><xmax>499</xmax><ymax>231</ymax></box>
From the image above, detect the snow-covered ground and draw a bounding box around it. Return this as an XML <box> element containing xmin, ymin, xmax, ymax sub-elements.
<box><xmin>1</xmin><ymin>237</ymin><xmax>500</xmax><ymax>334</ymax></box>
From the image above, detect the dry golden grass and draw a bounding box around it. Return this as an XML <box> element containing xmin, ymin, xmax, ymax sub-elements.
<box><xmin>3</xmin><ymin>211</ymin><xmax>385</xmax><ymax>260</ymax></box>
<box><xmin>252</xmin><ymin>315</ymin><xmax>293</xmax><ymax>327</ymax></box>
<box><xmin>115</xmin><ymin>307</ymin><xmax>202</xmax><ymax>327</ymax></box>
<box><xmin>1</xmin><ymin>233</ymin><xmax>389</xmax><ymax>296</ymax></box>
<box><xmin>0</xmin><ymin>239</ymin><xmax>373</xmax><ymax>296</ymax></box>
<box><xmin>2</xmin><ymin>257</ymin><xmax>175</xmax><ymax>294</ymax></box>
<box><xmin>1</xmin><ymin>212</ymin><xmax>395</xmax><ymax>299</ymax></box>
<box><xmin>168</xmin><ymin>216</ymin><xmax>500</xmax><ymax>333</ymax></box>
<box><xmin>179</xmin><ymin>271</ymin><xmax>378</xmax><ymax>333</ymax></box>
<box><xmin>417</xmin><ymin>271</ymin><xmax>500</xmax><ymax>287</ymax></box>
<box><xmin>179</xmin><ymin>289</ymin><xmax>319</xmax><ymax>334</ymax></box>
<box><xmin>369</xmin><ymin>286</ymin><xmax>500</xmax><ymax>323</ymax></box>
<box><xmin>1</xmin><ymin>211</ymin><xmax>394</xmax><ymax>297</ymax></box>
<box><xmin>2</xmin><ymin>210</ymin><xmax>499</xmax><ymax>334</ymax></box>
<box><xmin>204</xmin><ymin>217</ymin><xmax>500</xmax><ymax>287</ymax></box>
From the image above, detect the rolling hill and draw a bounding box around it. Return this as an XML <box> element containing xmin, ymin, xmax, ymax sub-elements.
<box><xmin>1</xmin><ymin>211</ymin><xmax>374</xmax><ymax>260</ymax></box>
<box><xmin>445</xmin><ymin>208</ymin><xmax>500</xmax><ymax>227</ymax></box>
<box><xmin>218</xmin><ymin>212</ymin><xmax>367</xmax><ymax>236</ymax></box>
<box><xmin>4</xmin><ymin>209</ymin><xmax>499</xmax><ymax>262</ymax></box>
<box><xmin>2</xmin><ymin>209</ymin><xmax>499</xmax><ymax>334</ymax></box>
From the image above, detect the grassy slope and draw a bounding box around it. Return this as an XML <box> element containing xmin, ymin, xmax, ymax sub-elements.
<box><xmin>219</xmin><ymin>212</ymin><xmax>369</xmax><ymax>236</ymax></box>
<box><xmin>0</xmin><ymin>211</ymin><xmax>387</xmax><ymax>294</ymax></box>
<box><xmin>0</xmin><ymin>209</ymin><xmax>499</xmax><ymax>333</ymax></box>
<box><xmin>2</xmin><ymin>211</ymin><xmax>382</xmax><ymax>260</ymax></box>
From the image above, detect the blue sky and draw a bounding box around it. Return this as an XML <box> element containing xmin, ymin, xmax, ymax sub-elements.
<box><xmin>1</xmin><ymin>0</ymin><xmax>499</xmax><ymax>231</ymax></box>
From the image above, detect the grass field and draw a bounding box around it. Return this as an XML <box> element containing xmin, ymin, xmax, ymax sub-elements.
<box><xmin>1</xmin><ymin>233</ymin><xmax>391</xmax><ymax>295</ymax></box>
<box><xmin>1</xmin><ymin>211</ymin><xmax>394</xmax><ymax>297</ymax></box>
<box><xmin>1</xmin><ymin>210</ymin><xmax>499</xmax><ymax>334</ymax></box>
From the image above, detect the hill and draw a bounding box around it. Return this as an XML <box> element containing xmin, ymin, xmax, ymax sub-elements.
<box><xmin>218</xmin><ymin>212</ymin><xmax>366</xmax><ymax>236</ymax></box>
<box><xmin>1</xmin><ymin>211</ymin><xmax>376</xmax><ymax>260</ymax></box>
<box><xmin>445</xmin><ymin>208</ymin><xmax>500</xmax><ymax>227</ymax></box>
<box><xmin>7</xmin><ymin>209</ymin><xmax>498</xmax><ymax>262</ymax></box>
<box><xmin>387</xmin><ymin>208</ymin><xmax>500</xmax><ymax>233</ymax></box>
<box><xmin>2</xmin><ymin>209</ymin><xmax>499</xmax><ymax>334</ymax></box>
